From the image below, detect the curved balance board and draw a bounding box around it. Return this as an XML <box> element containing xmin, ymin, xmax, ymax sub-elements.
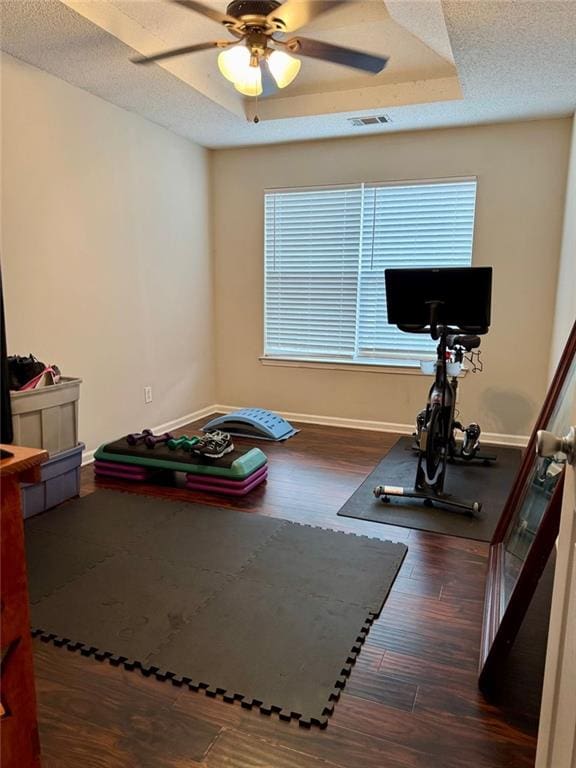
<box><xmin>202</xmin><ymin>408</ymin><xmax>298</xmax><ymax>441</ymax></box>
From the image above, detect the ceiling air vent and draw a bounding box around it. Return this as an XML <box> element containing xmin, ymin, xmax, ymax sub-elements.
<box><xmin>348</xmin><ymin>115</ymin><xmax>391</xmax><ymax>127</ymax></box>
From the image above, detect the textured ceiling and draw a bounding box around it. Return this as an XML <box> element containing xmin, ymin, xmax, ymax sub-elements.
<box><xmin>1</xmin><ymin>0</ymin><xmax>575</xmax><ymax>148</ymax></box>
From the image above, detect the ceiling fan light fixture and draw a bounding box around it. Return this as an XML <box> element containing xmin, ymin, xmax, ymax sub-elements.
<box><xmin>131</xmin><ymin>1</ymin><xmax>390</xmax><ymax>99</ymax></box>
<box><xmin>217</xmin><ymin>44</ymin><xmax>251</xmax><ymax>83</ymax></box>
<box><xmin>267</xmin><ymin>49</ymin><xmax>301</xmax><ymax>88</ymax></box>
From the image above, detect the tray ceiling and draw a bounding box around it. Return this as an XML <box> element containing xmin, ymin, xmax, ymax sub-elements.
<box><xmin>1</xmin><ymin>0</ymin><xmax>574</xmax><ymax>147</ymax></box>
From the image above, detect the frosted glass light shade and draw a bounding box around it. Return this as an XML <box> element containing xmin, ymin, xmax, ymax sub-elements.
<box><xmin>217</xmin><ymin>45</ymin><xmax>251</xmax><ymax>83</ymax></box>
<box><xmin>267</xmin><ymin>49</ymin><xmax>301</xmax><ymax>88</ymax></box>
<box><xmin>233</xmin><ymin>66</ymin><xmax>263</xmax><ymax>96</ymax></box>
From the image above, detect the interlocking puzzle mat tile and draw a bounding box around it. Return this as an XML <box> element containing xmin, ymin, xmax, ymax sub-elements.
<box><xmin>31</xmin><ymin>552</ymin><xmax>232</xmax><ymax>661</ymax></box>
<box><xmin>26</xmin><ymin>528</ymin><xmax>116</xmax><ymax>604</ymax></box>
<box><xmin>237</xmin><ymin>523</ymin><xmax>407</xmax><ymax>613</ymax></box>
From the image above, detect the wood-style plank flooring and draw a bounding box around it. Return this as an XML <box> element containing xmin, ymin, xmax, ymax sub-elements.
<box><xmin>32</xmin><ymin>418</ymin><xmax>543</xmax><ymax>767</ymax></box>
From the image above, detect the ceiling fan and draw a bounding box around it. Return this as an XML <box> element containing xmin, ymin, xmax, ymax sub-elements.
<box><xmin>131</xmin><ymin>0</ymin><xmax>389</xmax><ymax>97</ymax></box>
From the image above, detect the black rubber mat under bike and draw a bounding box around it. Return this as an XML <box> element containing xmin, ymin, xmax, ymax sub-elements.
<box><xmin>337</xmin><ymin>436</ymin><xmax>522</xmax><ymax>542</ymax></box>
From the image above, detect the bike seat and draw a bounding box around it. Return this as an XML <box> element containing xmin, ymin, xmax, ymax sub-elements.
<box><xmin>447</xmin><ymin>334</ymin><xmax>481</xmax><ymax>351</ymax></box>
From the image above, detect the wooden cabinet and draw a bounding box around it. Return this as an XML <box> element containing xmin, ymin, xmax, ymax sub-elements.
<box><xmin>1</xmin><ymin>445</ymin><xmax>47</xmax><ymax>768</ymax></box>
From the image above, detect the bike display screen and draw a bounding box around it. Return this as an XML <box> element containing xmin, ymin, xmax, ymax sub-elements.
<box><xmin>384</xmin><ymin>267</ymin><xmax>492</xmax><ymax>332</ymax></box>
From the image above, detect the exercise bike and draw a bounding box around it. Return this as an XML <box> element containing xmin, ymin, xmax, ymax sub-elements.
<box><xmin>373</xmin><ymin>266</ymin><xmax>496</xmax><ymax>515</ymax></box>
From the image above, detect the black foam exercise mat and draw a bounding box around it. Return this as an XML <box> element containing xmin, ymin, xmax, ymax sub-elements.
<box><xmin>26</xmin><ymin>490</ymin><xmax>407</xmax><ymax>727</ymax></box>
<box><xmin>337</xmin><ymin>436</ymin><xmax>522</xmax><ymax>542</ymax></box>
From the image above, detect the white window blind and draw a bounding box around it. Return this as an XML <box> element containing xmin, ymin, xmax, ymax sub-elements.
<box><xmin>264</xmin><ymin>178</ymin><xmax>477</xmax><ymax>364</ymax></box>
<box><xmin>357</xmin><ymin>180</ymin><xmax>477</xmax><ymax>359</ymax></box>
<box><xmin>264</xmin><ymin>186</ymin><xmax>363</xmax><ymax>358</ymax></box>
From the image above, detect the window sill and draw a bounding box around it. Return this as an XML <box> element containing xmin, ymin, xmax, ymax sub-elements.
<box><xmin>260</xmin><ymin>356</ymin><xmax>428</xmax><ymax>375</ymax></box>
<box><xmin>260</xmin><ymin>356</ymin><xmax>469</xmax><ymax>377</ymax></box>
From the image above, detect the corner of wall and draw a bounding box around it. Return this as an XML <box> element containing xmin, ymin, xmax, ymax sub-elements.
<box><xmin>207</xmin><ymin>147</ymin><xmax>223</xmax><ymax>405</ymax></box>
<box><xmin>549</xmin><ymin>113</ymin><xmax>576</xmax><ymax>378</ymax></box>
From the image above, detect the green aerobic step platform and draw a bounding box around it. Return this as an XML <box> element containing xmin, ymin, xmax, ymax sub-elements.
<box><xmin>94</xmin><ymin>438</ymin><xmax>267</xmax><ymax>480</ymax></box>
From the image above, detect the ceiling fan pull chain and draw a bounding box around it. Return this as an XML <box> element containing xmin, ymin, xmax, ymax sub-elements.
<box><xmin>253</xmin><ymin>90</ymin><xmax>260</xmax><ymax>124</ymax></box>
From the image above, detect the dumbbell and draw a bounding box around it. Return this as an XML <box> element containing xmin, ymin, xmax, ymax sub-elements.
<box><xmin>144</xmin><ymin>432</ymin><xmax>173</xmax><ymax>449</ymax></box>
<box><xmin>167</xmin><ymin>436</ymin><xmax>200</xmax><ymax>451</ymax></box>
<box><xmin>167</xmin><ymin>435</ymin><xmax>188</xmax><ymax>451</ymax></box>
<box><xmin>126</xmin><ymin>429</ymin><xmax>153</xmax><ymax>446</ymax></box>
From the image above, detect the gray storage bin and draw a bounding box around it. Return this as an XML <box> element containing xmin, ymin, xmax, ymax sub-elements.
<box><xmin>11</xmin><ymin>377</ymin><xmax>81</xmax><ymax>456</ymax></box>
<box><xmin>20</xmin><ymin>442</ymin><xmax>84</xmax><ymax>518</ymax></box>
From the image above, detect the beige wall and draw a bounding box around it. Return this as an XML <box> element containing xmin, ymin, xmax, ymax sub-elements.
<box><xmin>212</xmin><ymin>119</ymin><xmax>571</xmax><ymax>437</ymax></box>
<box><xmin>1</xmin><ymin>52</ymin><xmax>570</xmax><ymax>448</ymax></box>
<box><xmin>550</xmin><ymin>115</ymin><xmax>576</xmax><ymax>375</ymax></box>
<box><xmin>1</xmin><ymin>53</ymin><xmax>215</xmax><ymax>453</ymax></box>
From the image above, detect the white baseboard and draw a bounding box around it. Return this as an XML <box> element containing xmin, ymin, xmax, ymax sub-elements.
<box><xmin>81</xmin><ymin>449</ymin><xmax>97</xmax><ymax>466</ymax></box>
<box><xmin>81</xmin><ymin>404</ymin><xmax>217</xmax><ymax>465</ymax></box>
<box><xmin>81</xmin><ymin>450</ymin><xmax>95</xmax><ymax>466</ymax></box>
<box><xmin>214</xmin><ymin>404</ymin><xmax>413</xmax><ymax>436</ymax></box>
<box><xmin>471</xmin><ymin>431</ymin><xmax>529</xmax><ymax>448</ymax></box>
<box><xmin>213</xmin><ymin>404</ymin><xmax>530</xmax><ymax>448</ymax></box>
<box><xmin>83</xmin><ymin>402</ymin><xmax>529</xmax><ymax>464</ymax></box>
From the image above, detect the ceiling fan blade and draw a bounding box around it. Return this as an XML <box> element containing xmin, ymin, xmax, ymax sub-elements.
<box><xmin>170</xmin><ymin>0</ymin><xmax>238</xmax><ymax>27</ymax></box>
<box><xmin>131</xmin><ymin>42</ymin><xmax>221</xmax><ymax>65</ymax></box>
<box><xmin>267</xmin><ymin>0</ymin><xmax>348</xmax><ymax>33</ymax></box>
<box><xmin>289</xmin><ymin>36</ymin><xmax>388</xmax><ymax>73</ymax></box>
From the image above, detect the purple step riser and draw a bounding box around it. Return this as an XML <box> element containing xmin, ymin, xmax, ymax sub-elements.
<box><xmin>94</xmin><ymin>459</ymin><xmax>150</xmax><ymax>473</ymax></box>
<box><xmin>185</xmin><ymin>475</ymin><xmax>267</xmax><ymax>497</ymax></box>
<box><xmin>94</xmin><ymin>469</ymin><xmax>151</xmax><ymax>481</ymax></box>
<box><xmin>184</xmin><ymin>465</ymin><xmax>267</xmax><ymax>489</ymax></box>
<box><xmin>94</xmin><ymin>463</ymin><xmax>153</xmax><ymax>481</ymax></box>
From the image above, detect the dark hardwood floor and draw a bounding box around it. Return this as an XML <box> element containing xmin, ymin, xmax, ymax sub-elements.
<box><xmin>32</xmin><ymin>418</ymin><xmax>542</xmax><ymax>767</ymax></box>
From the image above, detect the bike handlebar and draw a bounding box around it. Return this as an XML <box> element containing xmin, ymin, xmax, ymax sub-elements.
<box><xmin>396</xmin><ymin>324</ymin><xmax>483</xmax><ymax>353</ymax></box>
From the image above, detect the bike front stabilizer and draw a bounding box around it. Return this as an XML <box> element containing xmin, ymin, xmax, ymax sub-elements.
<box><xmin>373</xmin><ymin>484</ymin><xmax>482</xmax><ymax>515</ymax></box>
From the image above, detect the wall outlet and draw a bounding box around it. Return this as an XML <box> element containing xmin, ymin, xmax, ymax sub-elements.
<box><xmin>144</xmin><ymin>386</ymin><xmax>153</xmax><ymax>404</ymax></box>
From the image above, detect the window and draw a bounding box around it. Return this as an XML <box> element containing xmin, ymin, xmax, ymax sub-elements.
<box><xmin>263</xmin><ymin>178</ymin><xmax>477</xmax><ymax>366</ymax></box>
